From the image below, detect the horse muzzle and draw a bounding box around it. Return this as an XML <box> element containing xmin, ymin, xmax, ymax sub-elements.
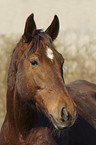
<box><xmin>50</xmin><ymin>106</ymin><xmax>78</xmax><ymax>130</ymax></box>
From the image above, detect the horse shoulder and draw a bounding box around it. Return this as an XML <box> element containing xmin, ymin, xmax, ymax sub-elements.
<box><xmin>26</xmin><ymin>127</ymin><xmax>57</xmax><ymax>145</ymax></box>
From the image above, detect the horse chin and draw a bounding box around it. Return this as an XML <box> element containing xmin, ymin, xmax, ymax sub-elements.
<box><xmin>50</xmin><ymin>114</ymin><xmax>77</xmax><ymax>130</ymax></box>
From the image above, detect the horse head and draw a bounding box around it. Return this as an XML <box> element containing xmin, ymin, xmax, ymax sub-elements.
<box><xmin>8</xmin><ymin>14</ymin><xmax>78</xmax><ymax>130</ymax></box>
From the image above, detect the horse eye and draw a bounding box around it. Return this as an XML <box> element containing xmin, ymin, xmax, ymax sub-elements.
<box><xmin>30</xmin><ymin>59</ymin><xmax>39</xmax><ymax>66</ymax></box>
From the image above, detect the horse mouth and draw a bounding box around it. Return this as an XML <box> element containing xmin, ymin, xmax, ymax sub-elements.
<box><xmin>50</xmin><ymin>114</ymin><xmax>71</xmax><ymax>129</ymax></box>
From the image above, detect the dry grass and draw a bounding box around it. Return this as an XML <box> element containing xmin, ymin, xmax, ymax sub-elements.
<box><xmin>0</xmin><ymin>35</ymin><xmax>20</xmax><ymax>117</ymax></box>
<box><xmin>55</xmin><ymin>30</ymin><xmax>96</xmax><ymax>83</ymax></box>
<box><xmin>0</xmin><ymin>31</ymin><xmax>96</xmax><ymax>117</ymax></box>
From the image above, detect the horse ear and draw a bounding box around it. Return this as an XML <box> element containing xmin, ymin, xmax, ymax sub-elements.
<box><xmin>23</xmin><ymin>13</ymin><xmax>36</xmax><ymax>42</ymax></box>
<box><xmin>45</xmin><ymin>15</ymin><xmax>59</xmax><ymax>41</ymax></box>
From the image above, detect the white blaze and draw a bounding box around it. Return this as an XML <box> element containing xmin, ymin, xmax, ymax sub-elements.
<box><xmin>46</xmin><ymin>47</ymin><xmax>54</xmax><ymax>60</ymax></box>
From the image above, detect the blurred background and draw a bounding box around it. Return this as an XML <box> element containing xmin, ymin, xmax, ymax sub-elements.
<box><xmin>0</xmin><ymin>0</ymin><xmax>96</xmax><ymax>127</ymax></box>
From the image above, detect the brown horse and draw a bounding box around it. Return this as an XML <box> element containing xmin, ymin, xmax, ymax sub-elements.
<box><xmin>0</xmin><ymin>14</ymin><xmax>96</xmax><ymax>145</ymax></box>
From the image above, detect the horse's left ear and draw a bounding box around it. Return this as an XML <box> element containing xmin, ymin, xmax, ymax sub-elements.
<box><xmin>45</xmin><ymin>15</ymin><xmax>59</xmax><ymax>41</ymax></box>
<box><xmin>23</xmin><ymin>13</ymin><xmax>36</xmax><ymax>42</ymax></box>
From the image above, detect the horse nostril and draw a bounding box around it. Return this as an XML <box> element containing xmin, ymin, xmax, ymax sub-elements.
<box><xmin>61</xmin><ymin>107</ymin><xmax>69</xmax><ymax>122</ymax></box>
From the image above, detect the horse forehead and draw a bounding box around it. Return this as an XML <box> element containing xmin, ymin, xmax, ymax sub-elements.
<box><xmin>46</xmin><ymin>47</ymin><xmax>54</xmax><ymax>60</ymax></box>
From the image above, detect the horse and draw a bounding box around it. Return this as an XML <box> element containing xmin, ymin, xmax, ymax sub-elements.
<box><xmin>0</xmin><ymin>14</ymin><xmax>96</xmax><ymax>145</ymax></box>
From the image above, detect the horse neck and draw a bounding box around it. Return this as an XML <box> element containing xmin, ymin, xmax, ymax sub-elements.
<box><xmin>6</xmin><ymin>39</ymin><xmax>38</xmax><ymax>135</ymax></box>
<box><xmin>6</xmin><ymin>39</ymin><xmax>24</xmax><ymax>128</ymax></box>
<box><xmin>13</xmin><ymin>85</ymin><xmax>38</xmax><ymax>136</ymax></box>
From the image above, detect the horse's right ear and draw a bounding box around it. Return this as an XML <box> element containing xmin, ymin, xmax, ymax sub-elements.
<box><xmin>23</xmin><ymin>14</ymin><xmax>36</xmax><ymax>42</ymax></box>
